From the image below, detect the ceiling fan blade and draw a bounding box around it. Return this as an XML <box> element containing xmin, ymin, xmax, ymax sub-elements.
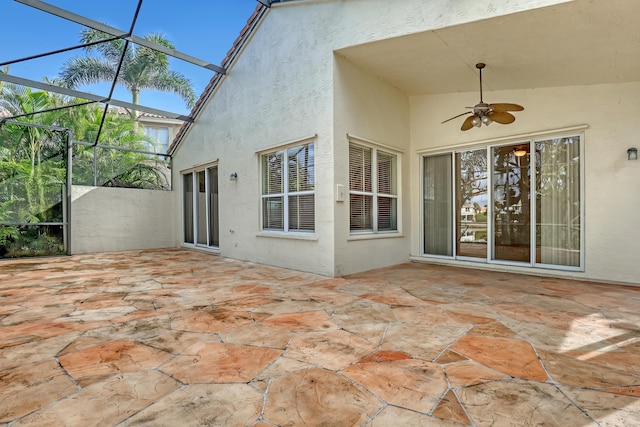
<box><xmin>490</xmin><ymin>103</ymin><xmax>524</xmax><ymax>112</ymax></box>
<box><xmin>488</xmin><ymin>111</ymin><xmax>516</xmax><ymax>124</ymax></box>
<box><xmin>461</xmin><ymin>115</ymin><xmax>475</xmax><ymax>131</ymax></box>
<box><xmin>441</xmin><ymin>111</ymin><xmax>472</xmax><ymax>124</ymax></box>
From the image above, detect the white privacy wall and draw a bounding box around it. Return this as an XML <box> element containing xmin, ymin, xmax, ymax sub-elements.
<box><xmin>172</xmin><ymin>0</ymin><xmax>580</xmax><ymax>277</ymax></box>
<box><xmin>71</xmin><ymin>186</ymin><xmax>176</xmax><ymax>254</ymax></box>
<box><xmin>410</xmin><ymin>81</ymin><xmax>640</xmax><ymax>285</ymax></box>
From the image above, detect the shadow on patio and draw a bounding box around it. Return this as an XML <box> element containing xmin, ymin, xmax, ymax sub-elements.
<box><xmin>1</xmin><ymin>248</ymin><xmax>639</xmax><ymax>426</ymax></box>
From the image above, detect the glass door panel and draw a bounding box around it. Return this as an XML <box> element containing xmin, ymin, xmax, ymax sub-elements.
<box><xmin>535</xmin><ymin>137</ymin><xmax>581</xmax><ymax>267</ymax></box>
<box><xmin>197</xmin><ymin>171</ymin><xmax>207</xmax><ymax>245</ymax></box>
<box><xmin>456</xmin><ymin>149</ymin><xmax>488</xmax><ymax>259</ymax></box>
<box><xmin>183</xmin><ymin>173</ymin><xmax>194</xmax><ymax>244</ymax></box>
<box><xmin>492</xmin><ymin>144</ymin><xmax>531</xmax><ymax>262</ymax></box>
<box><xmin>183</xmin><ymin>167</ymin><xmax>219</xmax><ymax>249</ymax></box>
<box><xmin>208</xmin><ymin>166</ymin><xmax>219</xmax><ymax>247</ymax></box>
<box><xmin>423</xmin><ymin>154</ymin><xmax>453</xmax><ymax>256</ymax></box>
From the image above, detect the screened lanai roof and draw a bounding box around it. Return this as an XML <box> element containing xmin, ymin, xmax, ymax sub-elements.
<box><xmin>0</xmin><ymin>0</ymin><xmax>282</xmax><ymax>155</ymax></box>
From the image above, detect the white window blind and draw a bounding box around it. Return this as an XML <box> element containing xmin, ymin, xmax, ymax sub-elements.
<box><xmin>261</xmin><ymin>142</ymin><xmax>315</xmax><ymax>232</ymax></box>
<box><xmin>349</xmin><ymin>142</ymin><xmax>398</xmax><ymax>233</ymax></box>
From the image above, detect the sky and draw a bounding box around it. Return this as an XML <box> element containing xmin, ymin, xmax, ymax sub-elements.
<box><xmin>1</xmin><ymin>0</ymin><xmax>260</xmax><ymax>115</ymax></box>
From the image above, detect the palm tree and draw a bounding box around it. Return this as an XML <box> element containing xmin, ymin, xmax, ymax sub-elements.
<box><xmin>60</xmin><ymin>29</ymin><xmax>196</xmax><ymax>118</ymax></box>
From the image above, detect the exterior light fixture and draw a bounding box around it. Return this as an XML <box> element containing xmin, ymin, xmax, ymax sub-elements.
<box><xmin>628</xmin><ymin>147</ymin><xmax>638</xmax><ymax>161</ymax></box>
<box><xmin>230</xmin><ymin>172</ymin><xmax>238</xmax><ymax>180</ymax></box>
<box><xmin>514</xmin><ymin>149</ymin><xmax>527</xmax><ymax>157</ymax></box>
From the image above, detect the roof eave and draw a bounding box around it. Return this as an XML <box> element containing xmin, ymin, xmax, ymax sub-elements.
<box><xmin>167</xmin><ymin>4</ymin><xmax>269</xmax><ymax>157</ymax></box>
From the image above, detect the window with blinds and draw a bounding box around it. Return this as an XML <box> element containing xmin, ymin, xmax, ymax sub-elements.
<box><xmin>261</xmin><ymin>141</ymin><xmax>315</xmax><ymax>232</ymax></box>
<box><xmin>349</xmin><ymin>142</ymin><xmax>398</xmax><ymax>233</ymax></box>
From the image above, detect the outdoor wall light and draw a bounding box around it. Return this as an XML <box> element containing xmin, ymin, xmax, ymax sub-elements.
<box><xmin>230</xmin><ymin>172</ymin><xmax>238</xmax><ymax>180</ymax></box>
<box><xmin>628</xmin><ymin>148</ymin><xmax>638</xmax><ymax>161</ymax></box>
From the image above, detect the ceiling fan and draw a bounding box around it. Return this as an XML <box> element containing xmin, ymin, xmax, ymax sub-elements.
<box><xmin>442</xmin><ymin>63</ymin><xmax>524</xmax><ymax>131</ymax></box>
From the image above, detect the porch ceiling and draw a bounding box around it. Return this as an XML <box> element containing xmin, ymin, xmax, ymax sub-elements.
<box><xmin>336</xmin><ymin>0</ymin><xmax>640</xmax><ymax>96</ymax></box>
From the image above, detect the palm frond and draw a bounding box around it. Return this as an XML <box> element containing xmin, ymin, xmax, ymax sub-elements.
<box><xmin>80</xmin><ymin>29</ymin><xmax>127</xmax><ymax>63</ymax></box>
<box><xmin>139</xmin><ymin>71</ymin><xmax>196</xmax><ymax>108</ymax></box>
<box><xmin>60</xmin><ymin>57</ymin><xmax>119</xmax><ymax>90</ymax></box>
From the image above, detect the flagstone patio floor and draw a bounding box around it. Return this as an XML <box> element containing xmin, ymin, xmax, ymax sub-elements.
<box><xmin>1</xmin><ymin>248</ymin><xmax>639</xmax><ymax>426</ymax></box>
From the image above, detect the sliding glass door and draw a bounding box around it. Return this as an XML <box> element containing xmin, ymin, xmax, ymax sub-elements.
<box><xmin>183</xmin><ymin>165</ymin><xmax>219</xmax><ymax>248</ymax></box>
<box><xmin>422</xmin><ymin>134</ymin><xmax>582</xmax><ymax>270</ymax></box>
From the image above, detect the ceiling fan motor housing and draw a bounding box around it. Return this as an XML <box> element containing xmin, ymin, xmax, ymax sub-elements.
<box><xmin>441</xmin><ymin>63</ymin><xmax>524</xmax><ymax>131</ymax></box>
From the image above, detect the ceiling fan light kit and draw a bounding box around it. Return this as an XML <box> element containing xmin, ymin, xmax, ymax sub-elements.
<box><xmin>442</xmin><ymin>63</ymin><xmax>524</xmax><ymax>131</ymax></box>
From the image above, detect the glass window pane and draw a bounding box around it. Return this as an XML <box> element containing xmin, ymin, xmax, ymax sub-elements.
<box><xmin>144</xmin><ymin>126</ymin><xmax>170</xmax><ymax>153</ymax></box>
<box><xmin>536</xmin><ymin>136</ymin><xmax>581</xmax><ymax>267</ymax></box>
<box><xmin>350</xmin><ymin>194</ymin><xmax>373</xmax><ymax>231</ymax></box>
<box><xmin>288</xmin><ymin>194</ymin><xmax>315</xmax><ymax>232</ymax></box>
<box><xmin>377</xmin><ymin>196</ymin><xmax>397</xmax><ymax>231</ymax></box>
<box><xmin>288</xmin><ymin>143</ymin><xmax>314</xmax><ymax>192</ymax></box>
<box><xmin>349</xmin><ymin>144</ymin><xmax>372</xmax><ymax>192</ymax></box>
<box><xmin>262</xmin><ymin>196</ymin><xmax>284</xmax><ymax>230</ymax></box>
<box><xmin>262</xmin><ymin>152</ymin><xmax>283</xmax><ymax>195</ymax></box>
<box><xmin>377</xmin><ymin>151</ymin><xmax>397</xmax><ymax>195</ymax></box>
<box><xmin>423</xmin><ymin>154</ymin><xmax>452</xmax><ymax>256</ymax></box>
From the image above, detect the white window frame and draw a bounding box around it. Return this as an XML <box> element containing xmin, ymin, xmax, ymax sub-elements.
<box><xmin>143</xmin><ymin>125</ymin><xmax>170</xmax><ymax>153</ymax></box>
<box><xmin>259</xmin><ymin>139</ymin><xmax>315</xmax><ymax>233</ymax></box>
<box><xmin>348</xmin><ymin>138</ymin><xmax>401</xmax><ymax>235</ymax></box>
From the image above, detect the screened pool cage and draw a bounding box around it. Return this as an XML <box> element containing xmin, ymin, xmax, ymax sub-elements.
<box><xmin>0</xmin><ymin>0</ymin><xmax>279</xmax><ymax>258</ymax></box>
<box><xmin>0</xmin><ymin>119</ymin><xmax>172</xmax><ymax>258</ymax></box>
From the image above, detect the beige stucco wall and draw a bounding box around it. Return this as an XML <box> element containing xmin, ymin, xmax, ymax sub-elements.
<box><xmin>172</xmin><ymin>0</ymin><xmax>585</xmax><ymax>277</ymax></box>
<box><xmin>171</xmin><ymin>2</ymin><xmax>339</xmax><ymax>276</ymax></box>
<box><xmin>410</xmin><ymin>81</ymin><xmax>640</xmax><ymax>285</ymax></box>
<box><xmin>332</xmin><ymin>55</ymin><xmax>411</xmax><ymax>276</ymax></box>
<box><xmin>71</xmin><ymin>186</ymin><xmax>175</xmax><ymax>254</ymax></box>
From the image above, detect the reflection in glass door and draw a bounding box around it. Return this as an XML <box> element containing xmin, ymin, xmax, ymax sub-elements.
<box><xmin>456</xmin><ymin>149</ymin><xmax>488</xmax><ymax>259</ymax></box>
<box><xmin>492</xmin><ymin>144</ymin><xmax>531</xmax><ymax>262</ymax></box>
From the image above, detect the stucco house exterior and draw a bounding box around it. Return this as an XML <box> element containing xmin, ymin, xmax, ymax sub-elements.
<box><xmin>73</xmin><ymin>0</ymin><xmax>639</xmax><ymax>286</ymax></box>
<box><xmin>166</xmin><ymin>0</ymin><xmax>640</xmax><ymax>284</ymax></box>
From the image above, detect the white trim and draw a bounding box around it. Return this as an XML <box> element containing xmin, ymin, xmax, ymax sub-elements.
<box><xmin>347</xmin><ymin>133</ymin><xmax>404</xmax><ymax>154</ymax></box>
<box><xmin>416</xmin><ymin>125</ymin><xmax>589</xmax><ymax>155</ymax></box>
<box><xmin>182</xmin><ymin>243</ymin><xmax>221</xmax><ymax>255</ymax></box>
<box><xmin>256</xmin><ymin>134</ymin><xmax>317</xmax><ymax>154</ymax></box>
<box><xmin>347</xmin><ymin>232</ymin><xmax>403</xmax><ymax>241</ymax></box>
<box><xmin>180</xmin><ymin>159</ymin><xmax>219</xmax><ymax>174</ymax></box>
<box><xmin>256</xmin><ymin>231</ymin><xmax>318</xmax><ymax>241</ymax></box>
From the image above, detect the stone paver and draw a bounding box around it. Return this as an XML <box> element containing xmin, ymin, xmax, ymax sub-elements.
<box><xmin>1</xmin><ymin>248</ymin><xmax>639</xmax><ymax>426</ymax></box>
